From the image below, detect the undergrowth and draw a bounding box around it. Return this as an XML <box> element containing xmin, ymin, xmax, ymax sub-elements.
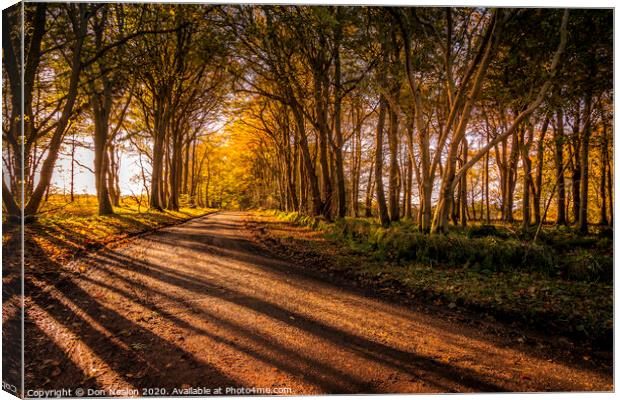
<box><xmin>275</xmin><ymin>211</ymin><xmax>612</xmax><ymax>283</ymax></box>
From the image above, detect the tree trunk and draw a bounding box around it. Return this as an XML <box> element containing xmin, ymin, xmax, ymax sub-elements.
<box><xmin>520</xmin><ymin>123</ymin><xmax>533</xmax><ymax>230</ymax></box>
<box><xmin>150</xmin><ymin>132</ymin><xmax>165</xmax><ymax>210</ymax></box>
<box><xmin>292</xmin><ymin>105</ymin><xmax>323</xmax><ymax>217</ymax></box>
<box><xmin>332</xmin><ymin>25</ymin><xmax>346</xmax><ymax>219</ymax></box>
<box><xmin>205</xmin><ymin>156</ymin><xmax>211</xmax><ymax>208</ymax></box>
<box><xmin>183</xmin><ymin>138</ymin><xmax>190</xmax><ymax>195</ymax></box>
<box><xmin>503</xmin><ymin>131</ymin><xmax>519</xmax><ymax>223</ymax></box>
<box><xmin>351</xmin><ymin>114</ymin><xmax>362</xmax><ymax>217</ymax></box>
<box><xmin>571</xmin><ymin>103</ymin><xmax>582</xmax><ymax>224</ymax></box>
<box><xmin>70</xmin><ymin>132</ymin><xmax>76</xmax><ymax>203</ymax></box>
<box><xmin>484</xmin><ymin>132</ymin><xmax>490</xmax><ymax>223</ymax></box>
<box><xmin>606</xmin><ymin>133</ymin><xmax>613</xmax><ymax>225</ymax></box>
<box><xmin>404</xmin><ymin>152</ymin><xmax>413</xmax><ymax>219</ymax></box>
<box><xmin>92</xmin><ymin>97</ymin><xmax>114</xmax><ymax>215</ymax></box>
<box><xmin>107</xmin><ymin>145</ymin><xmax>121</xmax><ymax>207</ymax></box>
<box><xmin>460</xmin><ymin>140</ymin><xmax>468</xmax><ymax>227</ymax></box>
<box><xmin>533</xmin><ymin>117</ymin><xmax>549</xmax><ymax>224</ymax></box>
<box><xmin>167</xmin><ymin>133</ymin><xmax>182</xmax><ymax>211</ymax></box>
<box><xmin>189</xmin><ymin>138</ymin><xmax>198</xmax><ymax>204</ymax></box>
<box><xmin>2</xmin><ymin>180</ymin><xmax>21</xmax><ymax>219</ymax></box>
<box><xmin>374</xmin><ymin>96</ymin><xmax>390</xmax><ymax>226</ymax></box>
<box><xmin>578</xmin><ymin>94</ymin><xmax>592</xmax><ymax>234</ymax></box>
<box><xmin>365</xmin><ymin>160</ymin><xmax>375</xmax><ymax>218</ymax></box>
<box><xmin>554</xmin><ymin>108</ymin><xmax>567</xmax><ymax>225</ymax></box>
<box><xmin>600</xmin><ymin>114</ymin><xmax>609</xmax><ymax>225</ymax></box>
<box><xmin>297</xmin><ymin>133</ymin><xmax>307</xmax><ymax>213</ymax></box>
<box><xmin>387</xmin><ymin>102</ymin><xmax>400</xmax><ymax>222</ymax></box>
<box><xmin>314</xmin><ymin>74</ymin><xmax>332</xmax><ymax>218</ymax></box>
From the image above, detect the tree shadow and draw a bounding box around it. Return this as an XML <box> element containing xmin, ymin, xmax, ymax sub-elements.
<box><xmin>25</xmin><ymin>321</ymin><xmax>96</xmax><ymax>391</ymax></box>
<box><xmin>79</xmin><ymin>245</ymin><xmax>514</xmax><ymax>392</ymax></box>
<box><xmin>25</xmin><ymin>241</ymin><xmax>241</xmax><ymax>393</ymax></box>
<box><xmin>21</xmin><ymin>212</ymin><xmax>612</xmax><ymax>395</ymax></box>
<box><xmin>2</xmin><ymin>225</ymin><xmax>23</xmax><ymax>395</ymax></box>
<box><xmin>184</xmin><ymin>216</ymin><xmax>615</xmax><ymax>365</ymax></box>
<box><xmin>134</xmin><ymin>217</ymin><xmax>613</xmax><ymax>382</ymax></box>
<box><xmin>74</xmin><ymin>272</ymin><xmax>378</xmax><ymax>393</ymax></box>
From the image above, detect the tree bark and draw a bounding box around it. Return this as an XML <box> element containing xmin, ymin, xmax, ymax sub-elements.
<box><xmin>606</xmin><ymin>132</ymin><xmax>613</xmax><ymax>225</ymax></box>
<box><xmin>554</xmin><ymin>108</ymin><xmax>567</xmax><ymax>225</ymax></box>
<box><xmin>570</xmin><ymin>102</ymin><xmax>582</xmax><ymax>224</ymax></box>
<box><xmin>292</xmin><ymin>104</ymin><xmax>323</xmax><ymax>217</ymax></box>
<box><xmin>150</xmin><ymin>127</ymin><xmax>166</xmax><ymax>210</ymax></box>
<box><xmin>404</xmin><ymin>152</ymin><xmax>413</xmax><ymax>219</ymax></box>
<box><xmin>70</xmin><ymin>132</ymin><xmax>76</xmax><ymax>203</ymax></box>
<box><xmin>484</xmin><ymin>131</ymin><xmax>490</xmax><ymax>223</ymax></box>
<box><xmin>504</xmin><ymin>130</ymin><xmax>519</xmax><ymax>223</ymax></box>
<box><xmin>520</xmin><ymin>123</ymin><xmax>533</xmax><ymax>230</ymax></box>
<box><xmin>332</xmin><ymin>19</ymin><xmax>346</xmax><ymax>219</ymax></box>
<box><xmin>387</xmin><ymin>102</ymin><xmax>400</xmax><ymax>222</ymax></box>
<box><xmin>599</xmin><ymin>113</ymin><xmax>609</xmax><ymax>225</ymax></box>
<box><xmin>183</xmin><ymin>138</ymin><xmax>190</xmax><ymax>195</ymax></box>
<box><xmin>533</xmin><ymin>117</ymin><xmax>550</xmax><ymax>224</ymax></box>
<box><xmin>365</xmin><ymin>159</ymin><xmax>375</xmax><ymax>218</ymax></box>
<box><xmin>374</xmin><ymin>96</ymin><xmax>390</xmax><ymax>226</ymax></box>
<box><xmin>107</xmin><ymin>145</ymin><xmax>121</xmax><ymax>207</ymax></box>
<box><xmin>92</xmin><ymin>89</ymin><xmax>115</xmax><ymax>215</ymax></box>
<box><xmin>460</xmin><ymin>140</ymin><xmax>468</xmax><ymax>227</ymax></box>
<box><xmin>313</xmin><ymin>74</ymin><xmax>333</xmax><ymax>218</ymax></box>
<box><xmin>578</xmin><ymin>93</ymin><xmax>593</xmax><ymax>234</ymax></box>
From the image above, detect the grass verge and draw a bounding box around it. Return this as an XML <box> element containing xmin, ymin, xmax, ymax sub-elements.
<box><xmin>3</xmin><ymin>195</ymin><xmax>218</xmax><ymax>271</ymax></box>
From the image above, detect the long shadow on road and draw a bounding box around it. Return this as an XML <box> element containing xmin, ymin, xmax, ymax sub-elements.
<box><xmin>25</xmin><ymin>240</ymin><xmax>240</xmax><ymax>394</ymax></box>
<box><xmin>23</xmin><ymin>212</ymin><xmax>613</xmax><ymax>394</ymax></box>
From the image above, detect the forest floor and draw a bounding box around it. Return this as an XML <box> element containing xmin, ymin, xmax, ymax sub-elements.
<box><xmin>10</xmin><ymin>211</ymin><xmax>613</xmax><ymax>395</ymax></box>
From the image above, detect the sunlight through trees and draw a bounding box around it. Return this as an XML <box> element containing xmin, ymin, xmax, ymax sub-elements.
<box><xmin>2</xmin><ymin>5</ymin><xmax>612</xmax><ymax>235</ymax></box>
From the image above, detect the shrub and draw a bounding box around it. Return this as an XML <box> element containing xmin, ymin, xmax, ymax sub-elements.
<box><xmin>562</xmin><ymin>252</ymin><xmax>613</xmax><ymax>282</ymax></box>
<box><xmin>340</xmin><ymin>223</ymin><xmax>555</xmax><ymax>274</ymax></box>
<box><xmin>466</xmin><ymin>224</ymin><xmax>505</xmax><ymax>239</ymax></box>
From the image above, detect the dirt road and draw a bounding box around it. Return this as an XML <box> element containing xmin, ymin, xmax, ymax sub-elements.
<box><xmin>24</xmin><ymin>211</ymin><xmax>612</xmax><ymax>395</ymax></box>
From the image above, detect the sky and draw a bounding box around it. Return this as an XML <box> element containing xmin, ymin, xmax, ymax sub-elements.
<box><xmin>48</xmin><ymin>116</ymin><xmax>228</xmax><ymax>198</ymax></box>
<box><xmin>51</xmin><ymin>138</ymin><xmax>145</xmax><ymax>196</ymax></box>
